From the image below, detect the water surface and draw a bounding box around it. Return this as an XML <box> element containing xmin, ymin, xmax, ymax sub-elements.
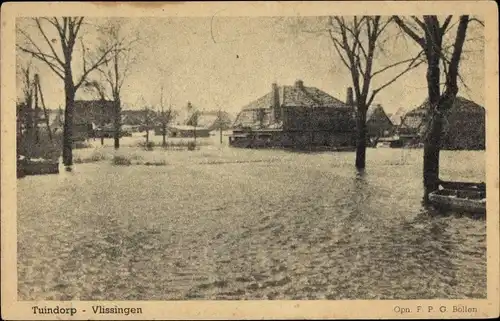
<box><xmin>17</xmin><ymin>148</ymin><xmax>486</xmax><ymax>300</ymax></box>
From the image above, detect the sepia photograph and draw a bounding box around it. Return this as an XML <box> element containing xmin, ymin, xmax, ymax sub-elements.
<box><xmin>1</xmin><ymin>1</ymin><xmax>499</xmax><ymax>320</ymax></box>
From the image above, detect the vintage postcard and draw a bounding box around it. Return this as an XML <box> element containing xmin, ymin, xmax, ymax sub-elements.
<box><xmin>1</xmin><ymin>1</ymin><xmax>499</xmax><ymax>320</ymax></box>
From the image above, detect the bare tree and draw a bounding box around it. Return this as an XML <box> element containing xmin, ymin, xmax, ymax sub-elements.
<box><xmin>83</xmin><ymin>80</ymin><xmax>108</xmax><ymax>101</ymax></box>
<box><xmin>327</xmin><ymin>16</ymin><xmax>425</xmax><ymax>169</ymax></box>
<box><xmin>143</xmin><ymin>106</ymin><xmax>153</xmax><ymax>145</ymax></box>
<box><xmin>18</xmin><ymin>61</ymin><xmax>35</xmax><ymax>144</ymax></box>
<box><xmin>17</xmin><ymin>17</ymin><xmax>123</xmax><ymax>166</ymax></box>
<box><xmin>185</xmin><ymin>101</ymin><xmax>200</xmax><ymax>142</ymax></box>
<box><xmin>95</xmin><ymin>19</ymin><xmax>139</xmax><ymax>150</ymax></box>
<box><xmin>393</xmin><ymin>15</ymin><xmax>473</xmax><ymax>200</ymax></box>
<box><xmin>157</xmin><ymin>86</ymin><xmax>176</xmax><ymax>146</ymax></box>
<box><xmin>218</xmin><ymin>109</ymin><xmax>224</xmax><ymax>144</ymax></box>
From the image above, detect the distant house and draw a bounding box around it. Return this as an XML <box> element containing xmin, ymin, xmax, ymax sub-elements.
<box><xmin>366</xmin><ymin>104</ymin><xmax>394</xmax><ymax>138</ymax></box>
<box><xmin>185</xmin><ymin>110</ymin><xmax>233</xmax><ymax>131</ymax></box>
<box><xmin>230</xmin><ymin>80</ymin><xmax>356</xmax><ymax>149</ymax></box>
<box><xmin>398</xmin><ymin>96</ymin><xmax>485</xmax><ymax>150</ymax></box>
<box><xmin>168</xmin><ymin>125</ymin><xmax>210</xmax><ymax>138</ymax></box>
<box><xmin>71</xmin><ymin>100</ymin><xmax>115</xmax><ymax>140</ymax></box>
<box><xmin>122</xmin><ymin>109</ymin><xmax>147</xmax><ymax>126</ymax></box>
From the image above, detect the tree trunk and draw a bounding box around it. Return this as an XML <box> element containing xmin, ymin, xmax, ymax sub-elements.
<box><xmin>423</xmin><ymin>114</ymin><xmax>444</xmax><ymax>200</ymax></box>
<box><xmin>100</xmin><ymin>116</ymin><xmax>105</xmax><ymax>146</ymax></box>
<box><xmin>355</xmin><ymin>110</ymin><xmax>367</xmax><ymax>169</ymax></box>
<box><xmin>422</xmin><ymin>55</ymin><xmax>442</xmax><ymax>201</ymax></box>
<box><xmin>33</xmin><ymin>84</ymin><xmax>40</xmax><ymax>144</ymax></box>
<box><xmin>220</xmin><ymin>126</ymin><xmax>223</xmax><ymax>144</ymax></box>
<box><xmin>146</xmin><ymin>129</ymin><xmax>149</xmax><ymax>144</ymax></box>
<box><xmin>114</xmin><ymin>97</ymin><xmax>121</xmax><ymax>149</ymax></box>
<box><xmin>62</xmin><ymin>84</ymin><xmax>75</xmax><ymax>166</ymax></box>
<box><xmin>162</xmin><ymin>124</ymin><xmax>166</xmax><ymax>146</ymax></box>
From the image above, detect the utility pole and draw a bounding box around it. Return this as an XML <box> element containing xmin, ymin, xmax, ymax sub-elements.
<box><xmin>35</xmin><ymin>74</ymin><xmax>53</xmax><ymax>142</ymax></box>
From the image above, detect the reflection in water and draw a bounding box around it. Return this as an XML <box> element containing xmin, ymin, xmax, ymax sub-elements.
<box><xmin>17</xmin><ymin>149</ymin><xmax>486</xmax><ymax>300</ymax></box>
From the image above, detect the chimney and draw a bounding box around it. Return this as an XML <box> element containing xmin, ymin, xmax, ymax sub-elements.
<box><xmin>295</xmin><ymin>79</ymin><xmax>304</xmax><ymax>88</ymax></box>
<box><xmin>272</xmin><ymin>82</ymin><xmax>281</xmax><ymax>122</ymax></box>
<box><xmin>346</xmin><ymin>87</ymin><xmax>354</xmax><ymax>106</ymax></box>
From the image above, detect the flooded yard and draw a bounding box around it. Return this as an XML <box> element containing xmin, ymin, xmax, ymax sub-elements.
<box><xmin>17</xmin><ymin>147</ymin><xmax>486</xmax><ymax>300</ymax></box>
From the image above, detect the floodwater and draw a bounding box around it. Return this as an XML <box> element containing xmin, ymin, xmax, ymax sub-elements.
<box><xmin>17</xmin><ymin>147</ymin><xmax>486</xmax><ymax>300</ymax></box>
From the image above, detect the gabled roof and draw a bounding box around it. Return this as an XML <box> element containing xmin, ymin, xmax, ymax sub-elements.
<box><xmin>241</xmin><ymin>83</ymin><xmax>349</xmax><ymax>110</ymax></box>
<box><xmin>400</xmin><ymin>96</ymin><xmax>485</xmax><ymax>130</ymax></box>
<box><xmin>408</xmin><ymin>96</ymin><xmax>484</xmax><ymax>115</ymax></box>
<box><xmin>185</xmin><ymin>110</ymin><xmax>233</xmax><ymax>129</ymax></box>
<box><xmin>366</xmin><ymin>104</ymin><xmax>393</xmax><ymax>125</ymax></box>
<box><xmin>389</xmin><ymin>108</ymin><xmax>406</xmax><ymax>126</ymax></box>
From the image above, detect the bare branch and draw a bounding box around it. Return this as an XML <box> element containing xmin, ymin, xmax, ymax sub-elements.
<box><xmin>75</xmin><ymin>44</ymin><xmax>117</xmax><ymax>90</ymax></box>
<box><xmin>412</xmin><ymin>16</ymin><xmax>427</xmax><ymax>31</ymax></box>
<box><xmin>51</xmin><ymin>18</ymin><xmax>68</xmax><ymax>53</ymax></box>
<box><xmin>376</xmin><ymin>17</ymin><xmax>393</xmax><ymax>38</ymax></box>
<box><xmin>440</xmin><ymin>15</ymin><xmax>453</xmax><ymax>34</ymax></box>
<box><xmin>80</xmin><ymin>37</ymin><xmax>87</xmax><ymax>77</ymax></box>
<box><xmin>34</xmin><ymin>18</ymin><xmax>64</xmax><ymax>66</ymax></box>
<box><xmin>392</xmin><ymin>16</ymin><xmax>426</xmax><ymax>48</ymax></box>
<box><xmin>17</xmin><ymin>45</ymin><xmax>64</xmax><ymax>79</ymax></box>
<box><xmin>328</xmin><ymin>29</ymin><xmax>351</xmax><ymax>69</ymax></box>
<box><xmin>74</xmin><ymin>17</ymin><xmax>85</xmax><ymax>37</ymax></box>
<box><xmin>367</xmin><ymin>59</ymin><xmax>425</xmax><ymax>107</ymax></box>
<box><xmin>371</xmin><ymin>50</ymin><xmax>424</xmax><ymax>77</ymax></box>
<box><xmin>468</xmin><ymin>17</ymin><xmax>484</xmax><ymax>27</ymax></box>
<box><xmin>444</xmin><ymin>15</ymin><xmax>470</xmax><ymax>95</ymax></box>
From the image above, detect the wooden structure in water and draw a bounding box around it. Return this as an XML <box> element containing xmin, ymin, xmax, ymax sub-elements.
<box><xmin>429</xmin><ymin>181</ymin><xmax>486</xmax><ymax>214</ymax></box>
<box><xmin>17</xmin><ymin>157</ymin><xmax>59</xmax><ymax>178</ymax></box>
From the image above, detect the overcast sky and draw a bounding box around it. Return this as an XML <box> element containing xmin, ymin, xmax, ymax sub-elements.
<box><xmin>16</xmin><ymin>16</ymin><xmax>484</xmax><ymax>116</ymax></box>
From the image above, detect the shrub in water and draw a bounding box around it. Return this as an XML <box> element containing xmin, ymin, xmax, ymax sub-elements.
<box><xmin>90</xmin><ymin>151</ymin><xmax>107</xmax><ymax>162</ymax></box>
<box><xmin>74</xmin><ymin>150</ymin><xmax>107</xmax><ymax>163</ymax></box>
<box><xmin>138</xmin><ymin>141</ymin><xmax>155</xmax><ymax>151</ymax></box>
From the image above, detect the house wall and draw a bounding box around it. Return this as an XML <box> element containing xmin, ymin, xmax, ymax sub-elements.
<box><xmin>442</xmin><ymin>111</ymin><xmax>485</xmax><ymax>150</ymax></box>
<box><xmin>170</xmin><ymin>128</ymin><xmax>210</xmax><ymax>138</ymax></box>
<box><xmin>282</xmin><ymin>106</ymin><xmax>356</xmax><ymax>132</ymax></box>
<box><xmin>282</xmin><ymin>131</ymin><xmax>355</xmax><ymax>148</ymax></box>
<box><xmin>398</xmin><ymin>108</ymin><xmax>485</xmax><ymax>150</ymax></box>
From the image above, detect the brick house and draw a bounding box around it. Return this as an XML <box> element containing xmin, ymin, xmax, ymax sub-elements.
<box><xmin>230</xmin><ymin>80</ymin><xmax>357</xmax><ymax>149</ymax></box>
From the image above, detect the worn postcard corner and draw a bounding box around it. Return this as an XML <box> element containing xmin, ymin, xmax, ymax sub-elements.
<box><xmin>1</xmin><ymin>1</ymin><xmax>499</xmax><ymax>320</ymax></box>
